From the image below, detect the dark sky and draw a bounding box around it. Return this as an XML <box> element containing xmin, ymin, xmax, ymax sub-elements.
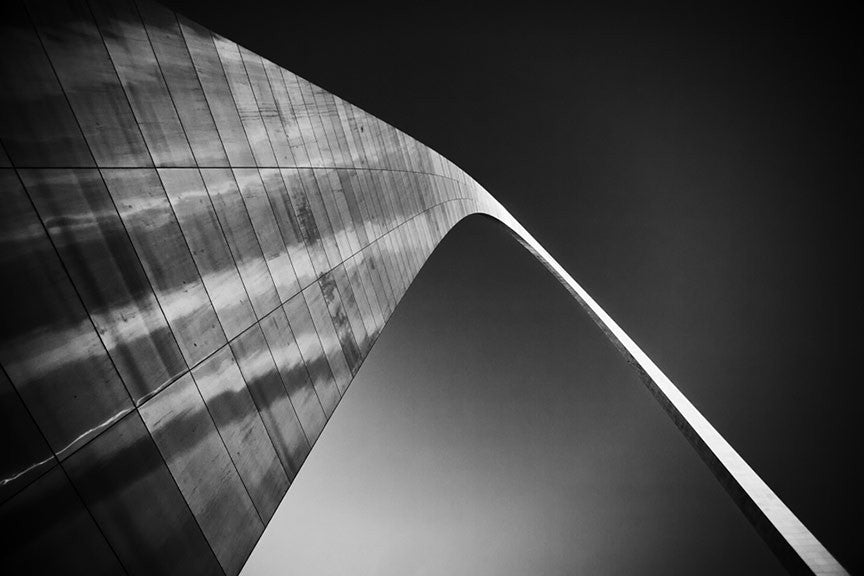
<box><xmin>163</xmin><ymin>1</ymin><xmax>862</xmax><ymax>573</ymax></box>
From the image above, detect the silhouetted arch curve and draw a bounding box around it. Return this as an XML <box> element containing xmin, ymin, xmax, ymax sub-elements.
<box><xmin>0</xmin><ymin>3</ymin><xmax>846</xmax><ymax>575</ymax></box>
<box><xmin>416</xmin><ymin>209</ymin><xmax>850</xmax><ymax>576</ymax></box>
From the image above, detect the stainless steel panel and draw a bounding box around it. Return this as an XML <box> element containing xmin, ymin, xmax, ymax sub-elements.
<box><xmin>258</xmin><ymin>307</ymin><xmax>327</xmax><ymax>444</ymax></box>
<box><xmin>23</xmin><ymin>168</ymin><xmax>185</xmax><ymax>403</ymax></box>
<box><xmin>178</xmin><ymin>15</ymin><xmax>255</xmax><ymax>166</ymax></box>
<box><xmin>357</xmin><ymin>246</ymin><xmax>390</xmax><ymax>319</ymax></box>
<box><xmin>406</xmin><ymin>171</ymin><xmax>424</xmax><ymax>215</ymax></box>
<box><xmin>303</xmin><ymin>283</ymin><xmax>353</xmax><ymax>395</ymax></box>
<box><xmin>63</xmin><ymin>411</ymin><xmax>222</xmax><ymax>576</ymax></box>
<box><xmin>0</xmin><ymin>2</ymin><xmax>92</xmax><ymax>166</ymax></box>
<box><xmin>319</xmin><ymin>92</ymin><xmax>352</xmax><ymax>166</ymax></box>
<box><xmin>337</xmin><ymin>169</ymin><xmax>370</xmax><ymax>247</ymax></box>
<box><xmin>27</xmin><ymin>0</ymin><xmax>151</xmax><ymax>167</ymax></box>
<box><xmin>212</xmin><ymin>35</ymin><xmax>276</xmax><ymax>167</ymax></box>
<box><xmin>397</xmin><ymin>226</ymin><xmax>415</xmax><ymax>282</ymax></box>
<box><xmin>102</xmin><ymin>168</ymin><xmax>226</xmax><ymax>366</ymax></box>
<box><xmin>201</xmin><ymin>168</ymin><xmax>280</xmax><ymax>319</ymax></box>
<box><xmin>379</xmin><ymin>234</ymin><xmax>406</xmax><ymax>298</ymax></box>
<box><xmin>413</xmin><ymin>219</ymin><xmax>427</xmax><ymax>275</ymax></box>
<box><xmin>309</xmin><ymin>85</ymin><xmax>346</xmax><ymax>166</ymax></box>
<box><xmin>398</xmin><ymin>226</ymin><xmax>417</xmax><ymax>287</ymax></box>
<box><xmin>401</xmin><ymin>223</ymin><xmax>421</xmax><ymax>279</ymax></box>
<box><xmin>313</xmin><ymin>169</ymin><xmax>352</xmax><ymax>260</ymax></box>
<box><xmin>366</xmin><ymin>117</ymin><xmax>389</xmax><ymax>170</ymax></box>
<box><xmin>282</xmin><ymin>293</ymin><xmax>340</xmax><ymax>418</ymax></box>
<box><xmin>369</xmin><ymin>171</ymin><xmax>395</xmax><ymax>230</ymax></box>
<box><xmin>360</xmin><ymin>170</ymin><xmax>388</xmax><ymax>238</ymax></box>
<box><xmin>160</xmin><ymin>168</ymin><xmax>256</xmax><ymax>340</ymax></box>
<box><xmin>362</xmin><ymin>109</ymin><xmax>385</xmax><ymax>168</ymax></box>
<box><xmin>381</xmin><ymin>124</ymin><xmax>399</xmax><ymax>168</ymax></box>
<box><xmin>387</xmin><ymin>171</ymin><xmax>409</xmax><ymax>222</ymax></box>
<box><xmin>380</xmin><ymin>121</ymin><xmax>399</xmax><ymax>171</ymax></box>
<box><xmin>419</xmin><ymin>213</ymin><xmax>435</xmax><ymax>259</ymax></box>
<box><xmin>332</xmin><ymin>97</ymin><xmax>364</xmax><ymax>167</ymax></box>
<box><xmin>0</xmin><ymin>466</ymin><xmax>124</xmax><ymax>574</ymax></box>
<box><xmin>281</xmin><ymin>167</ymin><xmax>329</xmax><ymax>278</ymax></box>
<box><xmin>350</xmin><ymin>106</ymin><xmax>380</xmax><ymax>168</ymax></box>
<box><xmin>259</xmin><ymin>168</ymin><xmax>316</xmax><ymax>289</ymax></box>
<box><xmin>295</xmin><ymin>75</ymin><xmax>335</xmax><ymax>166</ymax></box>
<box><xmin>233</xmin><ymin>168</ymin><xmax>299</xmax><ymax>301</ymax></box>
<box><xmin>357</xmin><ymin>168</ymin><xmax>385</xmax><ymax>241</ymax></box>
<box><xmin>391</xmin><ymin>126</ymin><xmax>410</xmax><ymax>170</ymax></box>
<box><xmin>416</xmin><ymin>218</ymin><xmax>434</xmax><ymax>268</ymax></box>
<box><xmin>341</xmin><ymin>102</ymin><xmax>372</xmax><ymax>168</ymax></box>
<box><xmin>391</xmin><ymin>229</ymin><xmax>412</xmax><ymax>290</ymax></box>
<box><xmin>382</xmin><ymin>228</ymin><xmax>405</xmax><ymax>289</ymax></box>
<box><xmin>136</xmin><ymin>0</ymin><xmax>228</xmax><ymax>167</ymax></box>
<box><xmin>343</xmin><ymin>253</ymin><xmax>379</xmax><ymax>337</ymax></box>
<box><xmin>0</xmin><ymin>170</ymin><xmax>132</xmax><ymax>458</ymax></box>
<box><xmin>369</xmin><ymin>241</ymin><xmax>397</xmax><ymax>315</ymax></box>
<box><xmin>139</xmin><ymin>373</ymin><xmax>263</xmax><ymax>576</ymax></box>
<box><xmin>430</xmin><ymin>176</ymin><xmax>445</xmax><ymax>207</ymax></box>
<box><xmin>319</xmin><ymin>271</ymin><xmax>363</xmax><ymax>372</ymax></box>
<box><xmin>239</xmin><ymin>48</ymin><xmax>294</xmax><ymax>166</ymax></box>
<box><xmin>297</xmin><ymin>168</ymin><xmax>341</xmax><ymax>267</ymax></box>
<box><xmin>349</xmin><ymin>252</ymin><xmax>385</xmax><ymax>335</ymax></box>
<box><xmin>376</xmin><ymin>171</ymin><xmax>397</xmax><ymax>223</ymax></box>
<box><xmin>330</xmin><ymin>263</ymin><xmax>373</xmax><ymax>355</ymax></box>
<box><xmin>395</xmin><ymin>132</ymin><xmax>411</xmax><ymax>170</ymax></box>
<box><xmin>391</xmin><ymin>226</ymin><xmax>410</xmax><ymax>284</ymax></box>
<box><xmin>395</xmin><ymin>171</ymin><xmax>413</xmax><ymax>219</ymax></box>
<box><xmin>280</xmin><ymin>69</ymin><xmax>325</xmax><ymax>166</ymax></box>
<box><xmin>327</xmin><ymin>169</ymin><xmax>362</xmax><ymax>254</ymax></box>
<box><xmin>192</xmin><ymin>345</ymin><xmax>287</xmax><ymax>523</ymax></box>
<box><xmin>263</xmin><ymin>59</ymin><xmax>310</xmax><ymax>167</ymax></box>
<box><xmin>230</xmin><ymin>325</ymin><xmax>310</xmax><ymax>477</ymax></box>
<box><xmin>412</xmin><ymin>171</ymin><xmax>430</xmax><ymax>211</ymax></box>
<box><xmin>0</xmin><ymin>369</ymin><xmax>54</xmax><ymax>504</ymax></box>
<box><xmin>89</xmin><ymin>0</ymin><xmax>194</xmax><ymax>167</ymax></box>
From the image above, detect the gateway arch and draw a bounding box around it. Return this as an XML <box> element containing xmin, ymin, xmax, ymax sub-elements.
<box><xmin>0</xmin><ymin>2</ymin><xmax>849</xmax><ymax>575</ymax></box>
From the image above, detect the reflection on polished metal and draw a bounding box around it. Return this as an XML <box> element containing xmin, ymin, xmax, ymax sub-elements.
<box><xmin>0</xmin><ymin>2</ymin><xmax>847</xmax><ymax>575</ymax></box>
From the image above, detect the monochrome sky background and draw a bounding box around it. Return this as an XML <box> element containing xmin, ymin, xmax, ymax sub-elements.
<box><xmin>164</xmin><ymin>2</ymin><xmax>861</xmax><ymax>574</ymax></box>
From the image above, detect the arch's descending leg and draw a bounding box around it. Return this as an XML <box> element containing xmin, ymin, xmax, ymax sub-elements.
<box><xmin>0</xmin><ymin>2</ymin><xmax>847</xmax><ymax>575</ymax></box>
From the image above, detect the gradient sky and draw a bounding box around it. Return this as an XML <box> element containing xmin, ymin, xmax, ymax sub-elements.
<box><xmin>164</xmin><ymin>2</ymin><xmax>861</xmax><ymax>573</ymax></box>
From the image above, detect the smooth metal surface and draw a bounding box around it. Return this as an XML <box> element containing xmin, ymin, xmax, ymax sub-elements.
<box><xmin>63</xmin><ymin>411</ymin><xmax>222</xmax><ymax>575</ymax></box>
<box><xmin>179</xmin><ymin>14</ymin><xmax>254</xmax><ymax>166</ymax></box>
<box><xmin>103</xmin><ymin>167</ymin><xmax>226</xmax><ymax>366</ymax></box>
<box><xmin>139</xmin><ymin>373</ymin><xmax>262</xmax><ymax>575</ymax></box>
<box><xmin>201</xmin><ymin>167</ymin><xmax>281</xmax><ymax>319</ymax></box>
<box><xmin>0</xmin><ymin>169</ymin><xmax>132</xmax><ymax>459</ymax></box>
<box><xmin>0</xmin><ymin>369</ymin><xmax>54</xmax><ymax>504</ymax></box>
<box><xmin>90</xmin><ymin>0</ymin><xmax>194</xmax><ymax>167</ymax></box>
<box><xmin>191</xmin><ymin>345</ymin><xmax>288</xmax><ymax>523</ymax></box>
<box><xmin>0</xmin><ymin>466</ymin><xmax>125</xmax><ymax>574</ymax></box>
<box><xmin>283</xmin><ymin>292</ymin><xmax>341</xmax><ymax>417</ymax></box>
<box><xmin>28</xmin><ymin>0</ymin><xmax>152</xmax><ymax>167</ymax></box>
<box><xmin>138</xmin><ymin>0</ymin><xmax>229</xmax><ymax>167</ymax></box>
<box><xmin>258</xmin><ymin>306</ymin><xmax>327</xmax><ymax>444</ymax></box>
<box><xmin>160</xmin><ymin>167</ymin><xmax>256</xmax><ymax>340</ymax></box>
<box><xmin>213</xmin><ymin>35</ymin><xmax>274</xmax><ymax>167</ymax></box>
<box><xmin>23</xmin><ymin>168</ymin><xmax>186</xmax><ymax>403</ymax></box>
<box><xmin>0</xmin><ymin>3</ymin><xmax>848</xmax><ymax>575</ymax></box>
<box><xmin>230</xmin><ymin>324</ymin><xmax>311</xmax><ymax>478</ymax></box>
<box><xmin>0</xmin><ymin>2</ymin><xmax>93</xmax><ymax>166</ymax></box>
